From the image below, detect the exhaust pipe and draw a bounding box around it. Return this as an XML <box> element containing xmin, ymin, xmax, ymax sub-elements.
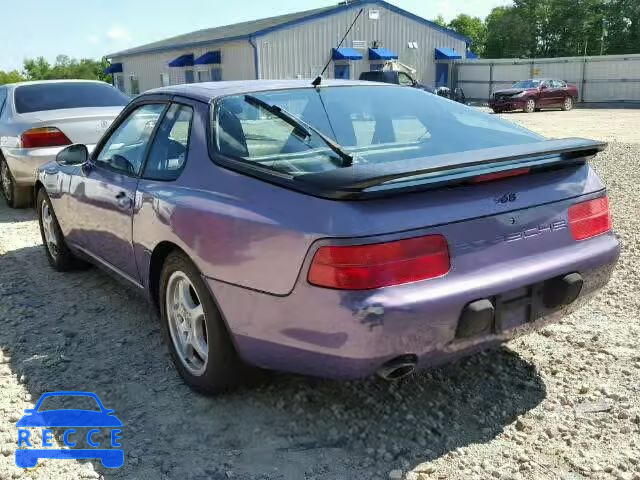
<box><xmin>376</xmin><ymin>354</ymin><xmax>418</xmax><ymax>381</ymax></box>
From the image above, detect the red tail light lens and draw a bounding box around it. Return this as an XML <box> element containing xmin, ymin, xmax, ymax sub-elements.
<box><xmin>308</xmin><ymin>235</ymin><xmax>450</xmax><ymax>290</ymax></box>
<box><xmin>20</xmin><ymin>127</ymin><xmax>71</xmax><ymax>148</ymax></box>
<box><xmin>568</xmin><ymin>196</ymin><xmax>612</xmax><ymax>241</ymax></box>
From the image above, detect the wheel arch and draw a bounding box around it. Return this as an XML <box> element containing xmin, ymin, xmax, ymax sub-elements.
<box><xmin>148</xmin><ymin>241</ymin><xmax>184</xmax><ymax>309</ymax></box>
<box><xmin>148</xmin><ymin>240</ymin><xmax>241</xmax><ymax>356</ymax></box>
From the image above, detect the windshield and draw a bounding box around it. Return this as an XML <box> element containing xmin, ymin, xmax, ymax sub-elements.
<box><xmin>14</xmin><ymin>82</ymin><xmax>130</xmax><ymax>114</ymax></box>
<box><xmin>214</xmin><ymin>85</ymin><xmax>541</xmax><ymax>176</ymax></box>
<box><xmin>512</xmin><ymin>80</ymin><xmax>540</xmax><ymax>89</ymax></box>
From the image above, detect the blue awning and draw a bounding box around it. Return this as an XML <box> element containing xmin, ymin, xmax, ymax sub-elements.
<box><xmin>332</xmin><ymin>48</ymin><xmax>363</xmax><ymax>60</ymax></box>
<box><xmin>466</xmin><ymin>50</ymin><xmax>479</xmax><ymax>59</ymax></box>
<box><xmin>194</xmin><ymin>51</ymin><xmax>221</xmax><ymax>65</ymax></box>
<box><xmin>168</xmin><ymin>54</ymin><xmax>194</xmax><ymax>67</ymax></box>
<box><xmin>435</xmin><ymin>47</ymin><xmax>462</xmax><ymax>60</ymax></box>
<box><xmin>368</xmin><ymin>48</ymin><xmax>398</xmax><ymax>60</ymax></box>
<box><xmin>103</xmin><ymin>63</ymin><xmax>123</xmax><ymax>74</ymax></box>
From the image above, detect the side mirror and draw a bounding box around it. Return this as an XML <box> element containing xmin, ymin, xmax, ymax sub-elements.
<box><xmin>23</xmin><ymin>409</ymin><xmax>34</xmax><ymax>414</ymax></box>
<box><xmin>56</xmin><ymin>144</ymin><xmax>88</xmax><ymax>166</ymax></box>
<box><xmin>540</xmin><ymin>84</ymin><xmax>547</xmax><ymax>90</ymax></box>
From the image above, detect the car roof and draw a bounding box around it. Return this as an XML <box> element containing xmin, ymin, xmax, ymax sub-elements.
<box><xmin>145</xmin><ymin>79</ymin><xmax>393</xmax><ymax>102</ymax></box>
<box><xmin>3</xmin><ymin>79</ymin><xmax>110</xmax><ymax>90</ymax></box>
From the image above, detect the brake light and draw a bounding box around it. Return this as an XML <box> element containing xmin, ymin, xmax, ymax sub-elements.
<box><xmin>308</xmin><ymin>235</ymin><xmax>450</xmax><ymax>290</ymax></box>
<box><xmin>568</xmin><ymin>196</ymin><xmax>612</xmax><ymax>240</ymax></box>
<box><xmin>20</xmin><ymin>127</ymin><xmax>71</xmax><ymax>148</ymax></box>
<box><xmin>470</xmin><ymin>168</ymin><xmax>530</xmax><ymax>183</ymax></box>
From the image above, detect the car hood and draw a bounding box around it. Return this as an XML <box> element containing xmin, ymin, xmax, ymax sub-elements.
<box><xmin>16</xmin><ymin>410</ymin><xmax>123</xmax><ymax>427</ymax></box>
<box><xmin>493</xmin><ymin>88</ymin><xmax>534</xmax><ymax>95</ymax></box>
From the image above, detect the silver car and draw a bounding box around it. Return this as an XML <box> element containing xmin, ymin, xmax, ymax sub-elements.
<box><xmin>0</xmin><ymin>80</ymin><xmax>129</xmax><ymax>208</ymax></box>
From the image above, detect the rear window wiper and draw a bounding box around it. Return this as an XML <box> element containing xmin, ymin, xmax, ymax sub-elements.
<box><xmin>244</xmin><ymin>94</ymin><xmax>353</xmax><ymax>167</ymax></box>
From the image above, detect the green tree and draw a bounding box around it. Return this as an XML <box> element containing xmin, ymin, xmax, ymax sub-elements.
<box><xmin>448</xmin><ymin>14</ymin><xmax>487</xmax><ymax>56</ymax></box>
<box><xmin>22</xmin><ymin>55</ymin><xmax>111</xmax><ymax>83</ymax></box>
<box><xmin>431</xmin><ymin>15</ymin><xmax>447</xmax><ymax>27</ymax></box>
<box><xmin>0</xmin><ymin>70</ymin><xmax>25</xmax><ymax>85</ymax></box>
<box><xmin>484</xmin><ymin>6</ymin><xmax>533</xmax><ymax>58</ymax></box>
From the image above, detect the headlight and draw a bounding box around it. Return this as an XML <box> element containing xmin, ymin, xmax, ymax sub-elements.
<box><xmin>513</xmin><ymin>91</ymin><xmax>527</xmax><ymax>97</ymax></box>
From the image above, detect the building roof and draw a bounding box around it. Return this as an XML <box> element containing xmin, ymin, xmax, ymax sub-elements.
<box><xmin>107</xmin><ymin>0</ymin><xmax>469</xmax><ymax>58</ymax></box>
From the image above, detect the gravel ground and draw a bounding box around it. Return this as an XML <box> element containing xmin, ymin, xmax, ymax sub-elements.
<box><xmin>0</xmin><ymin>109</ymin><xmax>638</xmax><ymax>480</ymax></box>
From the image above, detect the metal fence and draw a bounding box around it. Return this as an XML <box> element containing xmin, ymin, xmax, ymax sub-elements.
<box><xmin>453</xmin><ymin>53</ymin><xmax>640</xmax><ymax>103</ymax></box>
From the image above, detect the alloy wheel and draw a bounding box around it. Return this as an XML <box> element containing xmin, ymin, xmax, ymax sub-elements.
<box><xmin>166</xmin><ymin>271</ymin><xmax>208</xmax><ymax>376</ymax></box>
<box><xmin>564</xmin><ymin>97</ymin><xmax>573</xmax><ymax>111</ymax></box>
<box><xmin>41</xmin><ymin>200</ymin><xmax>58</xmax><ymax>259</ymax></box>
<box><xmin>1</xmin><ymin>162</ymin><xmax>12</xmax><ymax>202</ymax></box>
<box><xmin>525</xmin><ymin>99</ymin><xmax>536</xmax><ymax>113</ymax></box>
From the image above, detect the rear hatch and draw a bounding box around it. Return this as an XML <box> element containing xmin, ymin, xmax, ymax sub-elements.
<box><xmin>17</xmin><ymin>107</ymin><xmax>123</xmax><ymax>145</ymax></box>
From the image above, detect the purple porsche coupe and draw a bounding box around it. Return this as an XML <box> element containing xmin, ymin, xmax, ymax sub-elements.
<box><xmin>36</xmin><ymin>80</ymin><xmax>619</xmax><ymax>393</ymax></box>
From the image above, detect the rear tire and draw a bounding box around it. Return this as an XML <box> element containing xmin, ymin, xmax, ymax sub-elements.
<box><xmin>492</xmin><ymin>108</ymin><xmax>502</xmax><ymax>114</ymax></box>
<box><xmin>36</xmin><ymin>188</ymin><xmax>84</xmax><ymax>271</ymax></box>
<box><xmin>562</xmin><ymin>96</ymin><xmax>574</xmax><ymax>111</ymax></box>
<box><xmin>159</xmin><ymin>251</ymin><xmax>257</xmax><ymax>394</ymax></box>
<box><xmin>0</xmin><ymin>157</ymin><xmax>32</xmax><ymax>208</ymax></box>
<box><xmin>523</xmin><ymin>98</ymin><xmax>536</xmax><ymax>113</ymax></box>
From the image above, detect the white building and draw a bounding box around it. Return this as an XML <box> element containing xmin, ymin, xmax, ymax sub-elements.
<box><xmin>105</xmin><ymin>0</ymin><xmax>471</xmax><ymax>95</ymax></box>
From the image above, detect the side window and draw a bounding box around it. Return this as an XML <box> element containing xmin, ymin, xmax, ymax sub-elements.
<box><xmin>95</xmin><ymin>103</ymin><xmax>165</xmax><ymax>175</ymax></box>
<box><xmin>143</xmin><ymin>104</ymin><xmax>194</xmax><ymax>181</ymax></box>
<box><xmin>541</xmin><ymin>80</ymin><xmax>551</xmax><ymax>89</ymax></box>
<box><xmin>0</xmin><ymin>88</ymin><xmax>7</xmax><ymax>117</ymax></box>
<box><xmin>398</xmin><ymin>73</ymin><xmax>414</xmax><ymax>86</ymax></box>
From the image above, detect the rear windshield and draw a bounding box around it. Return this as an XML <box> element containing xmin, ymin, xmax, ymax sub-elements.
<box><xmin>213</xmin><ymin>85</ymin><xmax>541</xmax><ymax>176</ymax></box>
<box><xmin>14</xmin><ymin>82</ymin><xmax>130</xmax><ymax>114</ymax></box>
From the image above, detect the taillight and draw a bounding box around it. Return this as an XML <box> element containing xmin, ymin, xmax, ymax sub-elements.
<box><xmin>568</xmin><ymin>196</ymin><xmax>612</xmax><ymax>241</ymax></box>
<box><xmin>20</xmin><ymin>127</ymin><xmax>71</xmax><ymax>148</ymax></box>
<box><xmin>308</xmin><ymin>235</ymin><xmax>450</xmax><ymax>290</ymax></box>
<box><xmin>470</xmin><ymin>168</ymin><xmax>530</xmax><ymax>183</ymax></box>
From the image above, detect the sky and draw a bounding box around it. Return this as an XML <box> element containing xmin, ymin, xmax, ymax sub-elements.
<box><xmin>0</xmin><ymin>0</ymin><xmax>511</xmax><ymax>72</ymax></box>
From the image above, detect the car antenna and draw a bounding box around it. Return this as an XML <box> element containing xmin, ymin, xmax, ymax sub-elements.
<box><xmin>312</xmin><ymin>7</ymin><xmax>364</xmax><ymax>88</ymax></box>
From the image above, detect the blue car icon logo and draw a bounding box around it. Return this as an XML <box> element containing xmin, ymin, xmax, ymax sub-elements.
<box><xmin>15</xmin><ymin>391</ymin><xmax>123</xmax><ymax>468</ymax></box>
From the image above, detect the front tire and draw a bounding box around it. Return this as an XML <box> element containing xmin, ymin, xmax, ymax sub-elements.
<box><xmin>159</xmin><ymin>251</ymin><xmax>256</xmax><ymax>394</ymax></box>
<box><xmin>0</xmin><ymin>158</ymin><xmax>31</xmax><ymax>208</ymax></box>
<box><xmin>37</xmin><ymin>189</ymin><xmax>83</xmax><ymax>271</ymax></box>
<box><xmin>562</xmin><ymin>96</ymin><xmax>574</xmax><ymax>111</ymax></box>
<box><xmin>523</xmin><ymin>98</ymin><xmax>536</xmax><ymax>113</ymax></box>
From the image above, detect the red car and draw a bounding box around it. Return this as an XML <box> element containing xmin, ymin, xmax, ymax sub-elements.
<box><xmin>489</xmin><ymin>79</ymin><xmax>578</xmax><ymax>114</ymax></box>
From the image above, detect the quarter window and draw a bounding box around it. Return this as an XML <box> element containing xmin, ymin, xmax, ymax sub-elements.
<box><xmin>143</xmin><ymin>104</ymin><xmax>193</xmax><ymax>181</ymax></box>
<box><xmin>95</xmin><ymin>103</ymin><xmax>165</xmax><ymax>175</ymax></box>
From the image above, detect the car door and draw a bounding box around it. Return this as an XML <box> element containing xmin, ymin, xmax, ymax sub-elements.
<box><xmin>538</xmin><ymin>80</ymin><xmax>556</xmax><ymax>107</ymax></box>
<box><xmin>67</xmin><ymin>102</ymin><xmax>167</xmax><ymax>282</ymax></box>
<box><xmin>552</xmin><ymin>80</ymin><xmax>567</xmax><ymax>105</ymax></box>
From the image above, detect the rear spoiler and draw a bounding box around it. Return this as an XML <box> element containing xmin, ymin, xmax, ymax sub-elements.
<box><xmin>295</xmin><ymin>138</ymin><xmax>606</xmax><ymax>199</ymax></box>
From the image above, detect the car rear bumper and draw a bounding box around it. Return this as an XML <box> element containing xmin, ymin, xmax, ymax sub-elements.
<box><xmin>489</xmin><ymin>99</ymin><xmax>527</xmax><ymax>111</ymax></box>
<box><xmin>3</xmin><ymin>145</ymin><xmax>95</xmax><ymax>187</ymax></box>
<box><xmin>207</xmin><ymin>232</ymin><xmax>620</xmax><ymax>379</ymax></box>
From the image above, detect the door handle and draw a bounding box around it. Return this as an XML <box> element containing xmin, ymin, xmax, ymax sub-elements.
<box><xmin>115</xmin><ymin>191</ymin><xmax>132</xmax><ymax>209</ymax></box>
